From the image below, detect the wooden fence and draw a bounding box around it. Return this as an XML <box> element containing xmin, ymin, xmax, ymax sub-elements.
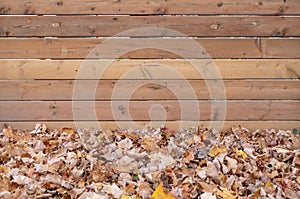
<box><xmin>0</xmin><ymin>0</ymin><xmax>299</xmax><ymax>130</ymax></box>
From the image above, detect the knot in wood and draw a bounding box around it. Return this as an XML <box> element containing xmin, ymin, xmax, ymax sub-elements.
<box><xmin>210</xmin><ymin>24</ymin><xmax>220</xmax><ymax>30</ymax></box>
<box><xmin>251</xmin><ymin>21</ymin><xmax>259</xmax><ymax>27</ymax></box>
<box><xmin>56</xmin><ymin>1</ymin><xmax>63</xmax><ymax>6</ymax></box>
<box><xmin>256</xmin><ymin>1</ymin><xmax>263</xmax><ymax>6</ymax></box>
<box><xmin>52</xmin><ymin>22</ymin><xmax>61</xmax><ymax>28</ymax></box>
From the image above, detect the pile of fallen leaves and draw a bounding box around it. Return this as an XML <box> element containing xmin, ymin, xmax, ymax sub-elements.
<box><xmin>0</xmin><ymin>124</ymin><xmax>299</xmax><ymax>199</ymax></box>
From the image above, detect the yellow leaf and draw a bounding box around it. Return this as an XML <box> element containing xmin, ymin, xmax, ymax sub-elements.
<box><xmin>77</xmin><ymin>150</ymin><xmax>82</xmax><ymax>158</ymax></box>
<box><xmin>152</xmin><ymin>183</ymin><xmax>176</xmax><ymax>199</ymax></box>
<box><xmin>217</xmin><ymin>187</ymin><xmax>237</xmax><ymax>199</ymax></box>
<box><xmin>235</xmin><ymin>150</ymin><xmax>247</xmax><ymax>160</ymax></box>
<box><xmin>208</xmin><ymin>145</ymin><xmax>227</xmax><ymax>157</ymax></box>
<box><xmin>121</xmin><ymin>196</ymin><xmax>131</xmax><ymax>199</ymax></box>
<box><xmin>265</xmin><ymin>181</ymin><xmax>274</xmax><ymax>189</ymax></box>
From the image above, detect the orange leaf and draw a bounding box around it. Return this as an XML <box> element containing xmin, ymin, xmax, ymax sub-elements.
<box><xmin>62</xmin><ymin>127</ymin><xmax>74</xmax><ymax>134</ymax></box>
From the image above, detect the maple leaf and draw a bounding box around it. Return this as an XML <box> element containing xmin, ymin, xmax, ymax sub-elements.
<box><xmin>152</xmin><ymin>183</ymin><xmax>176</xmax><ymax>199</ymax></box>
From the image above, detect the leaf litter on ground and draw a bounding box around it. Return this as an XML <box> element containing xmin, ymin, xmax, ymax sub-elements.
<box><xmin>0</xmin><ymin>124</ymin><xmax>299</xmax><ymax>198</ymax></box>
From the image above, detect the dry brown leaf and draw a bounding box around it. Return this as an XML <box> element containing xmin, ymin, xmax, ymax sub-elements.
<box><xmin>2</xmin><ymin>127</ymin><xmax>13</xmax><ymax>138</ymax></box>
<box><xmin>0</xmin><ymin>175</ymin><xmax>11</xmax><ymax>192</ymax></box>
<box><xmin>225</xmin><ymin>157</ymin><xmax>238</xmax><ymax>174</ymax></box>
<box><xmin>200</xmin><ymin>192</ymin><xmax>217</xmax><ymax>199</ymax></box>
<box><xmin>199</xmin><ymin>181</ymin><xmax>216</xmax><ymax>193</ymax></box>
<box><xmin>137</xmin><ymin>181</ymin><xmax>153</xmax><ymax>198</ymax></box>
<box><xmin>284</xmin><ymin>188</ymin><xmax>299</xmax><ymax>199</ymax></box>
<box><xmin>297</xmin><ymin>177</ymin><xmax>300</xmax><ymax>184</ymax></box>
<box><xmin>0</xmin><ymin>125</ymin><xmax>298</xmax><ymax>199</ymax></box>
<box><xmin>103</xmin><ymin>183</ymin><xmax>123</xmax><ymax>198</ymax></box>
<box><xmin>217</xmin><ymin>187</ymin><xmax>237</xmax><ymax>199</ymax></box>
<box><xmin>206</xmin><ymin>161</ymin><xmax>219</xmax><ymax>178</ymax></box>
<box><xmin>293</xmin><ymin>153</ymin><xmax>300</xmax><ymax>166</ymax></box>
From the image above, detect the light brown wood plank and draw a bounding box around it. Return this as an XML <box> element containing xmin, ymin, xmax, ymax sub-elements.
<box><xmin>0</xmin><ymin>0</ymin><xmax>299</xmax><ymax>15</ymax></box>
<box><xmin>1</xmin><ymin>38</ymin><xmax>300</xmax><ymax>59</ymax></box>
<box><xmin>1</xmin><ymin>16</ymin><xmax>299</xmax><ymax>37</ymax></box>
<box><xmin>0</xmin><ymin>101</ymin><xmax>299</xmax><ymax>121</ymax></box>
<box><xmin>265</xmin><ymin>39</ymin><xmax>300</xmax><ymax>58</ymax></box>
<box><xmin>0</xmin><ymin>80</ymin><xmax>299</xmax><ymax>100</ymax></box>
<box><xmin>1</xmin><ymin>59</ymin><xmax>299</xmax><ymax>80</ymax></box>
<box><xmin>1</xmin><ymin>121</ymin><xmax>299</xmax><ymax>131</ymax></box>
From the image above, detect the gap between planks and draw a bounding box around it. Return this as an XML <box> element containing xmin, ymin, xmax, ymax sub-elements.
<box><xmin>0</xmin><ymin>121</ymin><xmax>299</xmax><ymax>131</ymax></box>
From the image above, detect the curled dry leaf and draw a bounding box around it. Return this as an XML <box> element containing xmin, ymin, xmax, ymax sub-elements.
<box><xmin>206</xmin><ymin>161</ymin><xmax>219</xmax><ymax>178</ymax></box>
<box><xmin>12</xmin><ymin>175</ymin><xmax>34</xmax><ymax>185</ymax></box>
<box><xmin>225</xmin><ymin>157</ymin><xmax>238</xmax><ymax>174</ymax></box>
<box><xmin>293</xmin><ymin>152</ymin><xmax>300</xmax><ymax>166</ymax></box>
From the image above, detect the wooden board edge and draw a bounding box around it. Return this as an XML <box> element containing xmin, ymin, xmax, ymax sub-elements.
<box><xmin>1</xmin><ymin>121</ymin><xmax>299</xmax><ymax>131</ymax></box>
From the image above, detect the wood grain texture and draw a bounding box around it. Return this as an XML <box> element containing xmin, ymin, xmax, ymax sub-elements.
<box><xmin>1</xmin><ymin>16</ymin><xmax>299</xmax><ymax>37</ymax></box>
<box><xmin>1</xmin><ymin>121</ymin><xmax>299</xmax><ymax>131</ymax></box>
<box><xmin>0</xmin><ymin>80</ymin><xmax>299</xmax><ymax>100</ymax></box>
<box><xmin>1</xmin><ymin>59</ymin><xmax>299</xmax><ymax>80</ymax></box>
<box><xmin>1</xmin><ymin>38</ymin><xmax>300</xmax><ymax>59</ymax></box>
<box><xmin>0</xmin><ymin>101</ymin><xmax>299</xmax><ymax>121</ymax></box>
<box><xmin>265</xmin><ymin>39</ymin><xmax>300</xmax><ymax>58</ymax></box>
<box><xmin>0</xmin><ymin>0</ymin><xmax>299</xmax><ymax>15</ymax></box>
<box><xmin>0</xmin><ymin>1</ymin><xmax>299</xmax><ymax>130</ymax></box>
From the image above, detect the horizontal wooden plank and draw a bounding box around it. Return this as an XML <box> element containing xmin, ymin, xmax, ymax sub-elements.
<box><xmin>1</xmin><ymin>121</ymin><xmax>299</xmax><ymax>131</ymax></box>
<box><xmin>0</xmin><ymin>0</ymin><xmax>299</xmax><ymax>15</ymax></box>
<box><xmin>1</xmin><ymin>59</ymin><xmax>299</xmax><ymax>80</ymax></box>
<box><xmin>265</xmin><ymin>39</ymin><xmax>300</xmax><ymax>59</ymax></box>
<box><xmin>0</xmin><ymin>80</ymin><xmax>299</xmax><ymax>100</ymax></box>
<box><xmin>0</xmin><ymin>101</ymin><xmax>299</xmax><ymax>121</ymax></box>
<box><xmin>1</xmin><ymin>38</ymin><xmax>300</xmax><ymax>58</ymax></box>
<box><xmin>1</xmin><ymin>16</ymin><xmax>299</xmax><ymax>37</ymax></box>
